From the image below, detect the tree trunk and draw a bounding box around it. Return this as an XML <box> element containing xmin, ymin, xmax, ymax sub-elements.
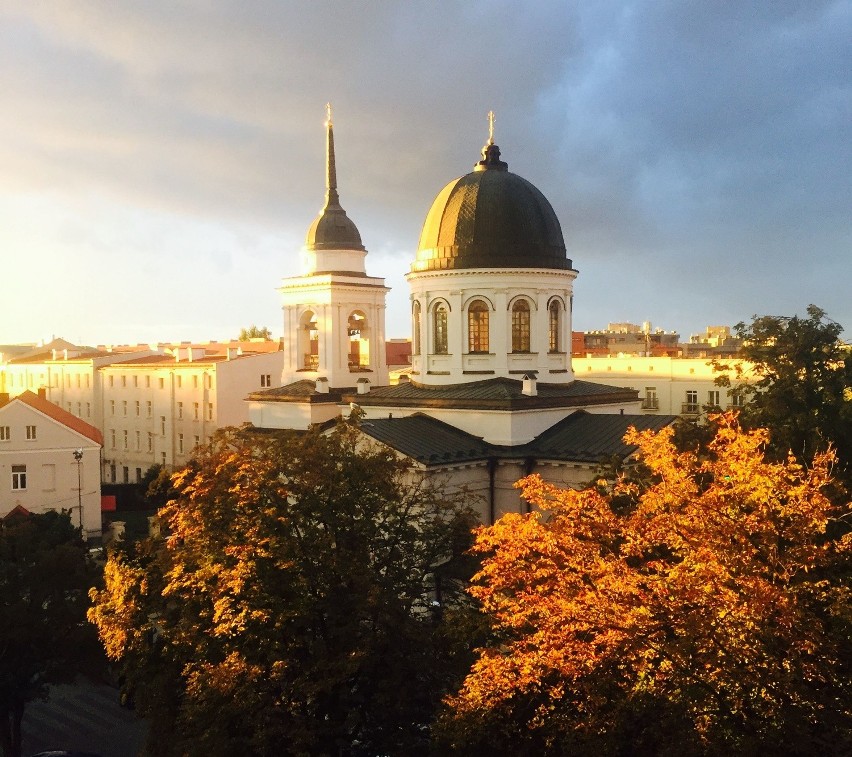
<box><xmin>0</xmin><ymin>703</ymin><xmax>24</xmax><ymax>757</ymax></box>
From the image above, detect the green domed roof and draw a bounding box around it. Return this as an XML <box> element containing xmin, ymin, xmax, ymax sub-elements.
<box><xmin>413</xmin><ymin>142</ymin><xmax>571</xmax><ymax>272</ymax></box>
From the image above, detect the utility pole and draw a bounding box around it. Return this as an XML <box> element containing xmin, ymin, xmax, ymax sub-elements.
<box><xmin>73</xmin><ymin>449</ymin><xmax>83</xmax><ymax>534</ymax></box>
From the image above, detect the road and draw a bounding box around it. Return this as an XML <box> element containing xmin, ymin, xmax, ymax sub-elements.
<box><xmin>20</xmin><ymin>677</ymin><xmax>147</xmax><ymax>757</ymax></box>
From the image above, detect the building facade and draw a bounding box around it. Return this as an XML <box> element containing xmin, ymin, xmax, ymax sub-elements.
<box><xmin>0</xmin><ymin>390</ymin><xmax>103</xmax><ymax>540</ymax></box>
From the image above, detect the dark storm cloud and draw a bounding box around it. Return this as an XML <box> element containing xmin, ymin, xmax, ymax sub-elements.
<box><xmin>0</xmin><ymin>1</ymin><xmax>849</xmax><ymax>342</ymax></box>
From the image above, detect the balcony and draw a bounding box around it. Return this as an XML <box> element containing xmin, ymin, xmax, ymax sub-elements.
<box><xmin>681</xmin><ymin>402</ymin><xmax>700</xmax><ymax>416</ymax></box>
<box><xmin>641</xmin><ymin>398</ymin><xmax>659</xmax><ymax>410</ymax></box>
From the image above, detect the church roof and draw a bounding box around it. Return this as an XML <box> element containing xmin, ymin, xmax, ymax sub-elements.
<box><xmin>413</xmin><ymin>132</ymin><xmax>571</xmax><ymax>273</ymax></box>
<box><xmin>246</xmin><ymin>380</ymin><xmax>344</xmax><ymax>404</ymax></box>
<box><xmin>344</xmin><ymin>376</ymin><xmax>637</xmax><ymax>411</ymax></box>
<box><xmin>358</xmin><ymin>410</ymin><xmax>677</xmax><ymax>467</ymax></box>
<box><xmin>305</xmin><ymin>107</ymin><xmax>365</xmax><ymax>252</ymax></box>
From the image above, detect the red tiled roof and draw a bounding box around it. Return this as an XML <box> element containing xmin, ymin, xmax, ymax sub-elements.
<box><xmin>12</xmin><ymin>391</ymin><xmax>104</xmax><ymax>446</ymax></box>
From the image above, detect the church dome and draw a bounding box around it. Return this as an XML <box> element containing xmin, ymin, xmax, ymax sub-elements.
<box><xmin>305</xmin><ymin>204</ymin><xmax>364</xmax><ymax>251</ymax></box>
<box><xmin>305</xmin><ymin>110</ymin><xmax>365</xmax><ymax>252</ymax></box>
<box><xmin>413</xmin><ymin>141</ymin><xmax>570</xmax><ymax>272</ymax></box>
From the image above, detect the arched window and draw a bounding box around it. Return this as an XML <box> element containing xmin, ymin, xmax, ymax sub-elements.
<box><xmin>412</xmin><ymin>301</ymin><xmax>421</xmax><ymax>355</ymax></box>
<box><xmin>348</xmin><ymin>311</ymin><xmax>368</xmax><ymax>369</ymax></box>
<box><xmin>299</xmin><ymin>310</ymin><xmax>319</xmax><ymax>370</ymax></box>
<box><xmin>511</xmin><ymin>300</ymin><xmax>531</xmax><ymax>352</ymax></box>
<box><xmin>549</xmin><ymin>300</ymin><xmax>561</xmax><ymax>353</ymax></box>
<box><xmin>468</xmin><ymin>300</ymin><xmax>490</xmax><ymax>353</ymax></box>
<box><xmin>433</xmin><ymin>303</ymin><xmax>448</xmax><ymax>355</ymax></box>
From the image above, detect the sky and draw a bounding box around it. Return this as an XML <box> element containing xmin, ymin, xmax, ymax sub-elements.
<box><xmin>0</xmin><ymin>1</ymin><xmax>849</xmax><ymax>346</ymax></box>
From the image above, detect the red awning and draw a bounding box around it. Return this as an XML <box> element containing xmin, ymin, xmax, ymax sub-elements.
<box><xmin>101</xmin><ymin>495</ymin><xmax>117</xmax><ymax>512</ymax></box>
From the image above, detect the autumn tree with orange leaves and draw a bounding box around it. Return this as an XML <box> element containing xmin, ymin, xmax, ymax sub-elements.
<box><xmin>441</xmin><ymin>414</ymin><xmax>852</xmax><ymax>757</ymax></box>
<box><xmin>89</xmin><ymin>420</ymin><xmax>479</xmax><ymax>757</ymax></box>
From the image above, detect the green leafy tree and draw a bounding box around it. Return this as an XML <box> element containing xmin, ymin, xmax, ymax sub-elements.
<box><xmin>89</xmin><ymin>420</ymin><xmax>479</xmax><ymax>756</ymax></box>
<box><xmin>715</xmin><ymin>305</ymin><xmax>852</xmax><ymax>485</ymax></box>
<box><xmin>237</xmin><ymin>325</ymin><xmax>272</xmax><ymax>340</ymax></box>
<box><xmin>0</xmin><ymin>511</ymin><xmax>99</xmax><ymax>757</ymax></box>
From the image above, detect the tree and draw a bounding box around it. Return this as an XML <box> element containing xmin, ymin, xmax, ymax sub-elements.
<box><xmin>237</xmin><ymin>325</ymin><xmax>272</xmax><ymax>341</ymax></box>
<box><xmin>441</xmin><ymin>415</ymin><xmax>852</xmax><ymax>756</ymax></box>
<box><xmin>89</xmin><ymin>420</ymin><xmax>479</xmax><ymax>756</ymax></box>
<box><xmin>715</xmin><ymin>305</ymin><xmax>852</xmax><ymax>485</ymax></box>
<box><xmin>0</xmin><ymin>511</ymin><xmax>99</xmax><ymax>757</ymax></box>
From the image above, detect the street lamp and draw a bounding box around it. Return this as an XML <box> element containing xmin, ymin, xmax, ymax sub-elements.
<box><xmin>73</xmin><ymin>449</ymin><xmax>83</xmax><ymax>534</ymax></box>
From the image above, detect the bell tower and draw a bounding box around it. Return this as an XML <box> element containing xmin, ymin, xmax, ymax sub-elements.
<box><xmin>279</xmin><ymin>106</ymin><xmax>389</xmax><ymax>388</ymax></box>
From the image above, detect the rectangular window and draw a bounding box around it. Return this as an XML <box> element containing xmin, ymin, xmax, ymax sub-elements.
<box><xmin>730</xmin><ymin>391</ymin><xmax>746</xmax><ymax>408</ymax></box>
<box><xmin>146</xmin><ymin>376</ymin><xmax>151</xmax><ymax>388</ymax></box>
<box><xmin>642</xmin><ymin>387</ymin><xmax>659</xmax><ymax>410</ymax></box>
<box><xmin>42</xmin><ymin>463</ymin><xmax>56</xmax><ymax>491</ymax></box>
<box><xmin>25</xmin><ymin>425</ymin><xmax>36</xmax><ymax>440</ymax></box>
<box><xmin>683</xmin><ymin>390</ymin><xmax>699</xmax><ymax>415</ymax></box>
<box><xmin>110</xmin><ymin>429</ymin><xmax>116</xmax><ymax>449</ymax></box>
<box><xmin>135</xmin><ymin>400</ymin><xmax>140</xmax><ymax>416</ymax></box>
<box><xmin>177</xmin><ymin>375</ymin><xmax>182</xmax><ymax>388</ymax></box>
<box><xmin>0</xmin><ymin>426</ymin><xmax>9</xmax><ymax>441</ymax></box>
<box><xmin>76</xmin><ymin>374</ymin><xmax>81</xmax><ymax>388</ymax></box>
<box><xmin>161</xmin><ymin>452</ymin><xmax>166</xmax><ymax>466</ymax></box>
<box><xmin>76</xmin><ymin>402</ymin><xmax>81</xmax><ymax>416</ymax></box>
<box><xmin>159</xmin><ymin>377</ymin><xmax>165</xmax><ymax>389</ymax></box>
<box><xmin>194</xmin><ymin>435</ymin><xmax>200</xmax><ymax>448</ymax></box>
<box><xmin>207</xmin><ymin>403</ymin><xmax>213</xmax><ymax>421</ymax></box>
<box><xmin>193</xmin><ymin>375</ymin><xmax>198</xmax><ymax>389</ymax></box>
<box><xmin>136</xmin><ymin>467</ymin><xmax>142</xmax><ymax>483</ymax></box>
<box><xmin>11</xmin><ymin>464</ymin><xmax>26</xmax><ymax>490</ymax></box>
<box><xmin>193</xmin><ymin>402</ymin><xmax>199</xmax><ymax>420</ymax></box>
<box><xmin>110</xmin><ymin>400</ymin><xmax>115</xmax><ymax>416</ymax></box>
<box><xmin>177</xmin><ymin>401</ymin><xmax>184</xmax><ymax>419</ymax></box>
<box><xmin>121</xmin><ymin>375</ymin><xmax>127</xmax><ymax>387</ymax></box>
<box><xmin>67</xmin><ymin>403</ymin><xmax>72</xmax><ymax>412</ymax></box>
<box><xmin>123</xmin><ymin>430</ymin><xmax>128</xmax><ymax>450</ymax></box>
<box><xmin>86</xmin><ymin>403</ymin><xmax>91</xmax><ymax>418</ymax></box>
<box><xmin>122</xmin><ymin>400</ymin><xmax>127</xmax><ymax>416</ymax></box>
<box><xmin>146</xmin><ymin>401</ymin><xmax>152</xmax><ymax>418</ymax></box>
<box><xmin>123</xmin><ymin>466</ymin><xmax>129</xmax><ymax>483</ymax></box>
<box><xmin>136</xmin><ymin>430</ymin><xmax>141</xmax><ymax>450</ymax></box>
<box><xmin>110</xmin><ymin>464</ymin><xmax>116</xmax><ymax>482</ymax></box>
<box><xmin>260</xmin><ymin>374</ymin><xmax>272</xmax><ymax>387</ymax></box>
<box><xmin>178</xmin><ymin>433</ymin><xmax>184</xmax><ymax>454</ymax></box>
<box><xmin>707</xmin><ymin>390</ymin><xmax>720</xmax><ymax>408</ymax></box>
<box><xmin>134</xmin><ymin>376</ymin><xmax>138</xmax><ymax>387</ymax></box>
<box><xmin>148</xmin><ymin>432</ymin><xmax>153</xmax><ymax>452</ymax></box>
<box><xmin>109</xmin><ymin>376</ymin><xmax>114</xmax><ymax>387</ymax></box>
<box><xmin>161</xmin><ymin>416</ymin><xmax>166</xmax><ymax>436</ymax></box>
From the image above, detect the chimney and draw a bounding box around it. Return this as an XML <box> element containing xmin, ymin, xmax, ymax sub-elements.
<box><xmin>522</xmin><ymin>373</ymin><xmax>538</xmax><ymax>397</ymax></box>
<box><xmin>37</xmin><ymin>388</ymin><xmax>46</xmax><ymax>400</ymax></box>
<box><xmin>315</xmin><ymin>377</ymin><xmax>329</xmax><ymax>394</ymax></box>
<box><xmin>356</xmin><ymin>378</ymin><xmax>370</xmax><ymax>395</ymax></box>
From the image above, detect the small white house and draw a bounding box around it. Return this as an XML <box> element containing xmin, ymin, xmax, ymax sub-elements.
<box><xmin>0</xmin><ymin>390</ymin><xmax>103</xmax><ymax>541</ymax></box>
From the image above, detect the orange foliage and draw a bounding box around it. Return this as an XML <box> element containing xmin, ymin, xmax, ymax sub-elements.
<box><xmin>447</xmin><ymin>414</ymin><xmax>851</xmax><ymax>750</ymax></box>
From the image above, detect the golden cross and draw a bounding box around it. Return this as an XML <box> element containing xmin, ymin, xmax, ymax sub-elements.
<box><xmin>326</xmin><ymin>102</ymin><xmax>333</xmax><ymax>126</ymax></box>
<box><xmin>487</xmin><ymin>110</ymin><xmax>495</xmax><ymax>144</ymax></box>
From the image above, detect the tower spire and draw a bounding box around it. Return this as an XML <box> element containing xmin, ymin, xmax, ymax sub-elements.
<box><xmin>325</xmin><ymin>102</ymin><xmax>340</xmax><ymax>207</ymax></box>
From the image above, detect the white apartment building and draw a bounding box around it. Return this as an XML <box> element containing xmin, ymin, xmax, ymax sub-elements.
<box><xmin>2</xmin><ymin>340</ymin><xmax>285</xmax><ymax>483</ymax></box>
<box><xmin>572</xmin><ymin>356</ymin><xmax>754</xmax><ymax>417</ymax></box>
<box><xmin>99</xmin><ymin>347</ymin><xmax>284</xmax><ymax>482</ymax></box>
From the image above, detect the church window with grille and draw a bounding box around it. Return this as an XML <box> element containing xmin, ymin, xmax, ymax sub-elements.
<box><xmin>467</xmin><ymin>300</ymin><xmax>490</xmax><ymax>353</ymax></box>
<box><xmin>511</xmin><ymin>299</ymin><xmax>531</xmax><ymax>352</ymax></box>
<box><xmin>549</xmin><ymin>300</ymin><xmax>561</xmax><ymax>352</ymax></box>
<box><xmin>433</xmin><ymin>303</ymin><xmax>448</xmax><ymax>355</ymax></box>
